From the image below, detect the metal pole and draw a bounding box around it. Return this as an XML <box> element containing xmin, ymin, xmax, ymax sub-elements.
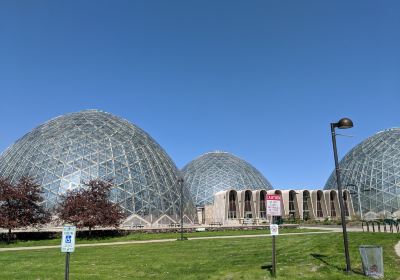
<box><xmin>331</xmin><ymin>123</ymin><xmax>352</xmax><ymax>273</ymax></box>
<box><xmin>180</xmin><ymin>178</ymin><xmax>184</xmax><ymax>240</ymax></box>
<box><xmin>177</xmin><ymin>177</ymin><xmax>186</xmax><ymax>241</ymax></box>
<box><xmin>357</xmin><ymin>184</ymin><xmax>363</xmax><ymax>220</ymax></box>
<box><xmin>65</xmin><ymin>252</ymin><xmax>70</xmax><ymax>280</ymax></box>
<box><xmin>272</xmin><ymin>235</ymin><xmax>276</xmax><ymax>278</ymax></box>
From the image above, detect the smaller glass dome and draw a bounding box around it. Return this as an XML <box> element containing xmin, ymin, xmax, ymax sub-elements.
<box><xmin>181</xmin><ymin>151</ymin><xmax>273</xmax><ymax>206</ymax></box>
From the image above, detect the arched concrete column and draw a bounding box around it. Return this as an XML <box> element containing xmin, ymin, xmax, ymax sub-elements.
<box><xmin>301</xmin><ymin>190</ymin><xmax>315</xmax><ymax>220</ymax></box>
<box><xmin>312</xmin><ymin>190</ymin><xmax>328</xmax><ymax>219</ymax></box>
<box><xmin>284</xmin><ymin>190</ymin><xmax>300</xmax><ymax>219</ymax></box>
<box><xmin>240</xmin><ymin>189</ymin><xmax>255</xmax><ymax>219</ymax></box>
<box><xmin>253</xmin><ymin>189</ymin><xmax>268</xmax><ymax>220</ymax></box>
<box><xmin>227</xmin><ymin>189</ymin><xmax>239</xmax><ymax>220</ymax></box>
<box><xmin>325</xmin><ymin>190</ymin><xmax>340</xmax><ymax>219</ymax></box>
<box><xmin>343</xmin><ymin>190</ymin><xmax>355</xmax><ymax>219</ymax></box>
<box><xmin>213</xmin><ymin>190</ymin><xmax>228</xmax><ymax>224</ymax></box>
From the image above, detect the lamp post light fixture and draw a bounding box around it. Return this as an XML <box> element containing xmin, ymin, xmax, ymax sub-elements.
<box><xmin>177</xmin><ymin>177</ymin><xmax>187</xmax><ymax>241</ymax></box>
<box><xmin>330</xmin><ymin>117</ymin><xmax>353</xmax><ymax>273</ymax></box>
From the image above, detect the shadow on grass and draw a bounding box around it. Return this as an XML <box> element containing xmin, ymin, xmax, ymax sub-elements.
<box><xmin>260</xmin><ymin>263</ymin><xmax>273</xmax><ymax>277</ymax></box>
<box><xmin>310</xmin><ymin>253</ymin><xmax>364</xmax><ymax>275</ymax></box>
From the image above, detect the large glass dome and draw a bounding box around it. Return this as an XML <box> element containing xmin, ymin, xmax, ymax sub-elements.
<box><xmin>325</xmin><ymin>128</ymin><xmax>400</xmax><ymax>214</ymax></box>
<box><xmin>182</xmin><ymin>151</ymin><xmax>273</xmax><ymax>206</ymax></box>
<box><xmin>0</xmin><ymin>110</ymin><xmax>196</xmax><ymax>222</ymax></box>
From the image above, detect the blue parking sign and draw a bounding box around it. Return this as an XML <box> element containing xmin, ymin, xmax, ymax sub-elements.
<box><xmin>61</xmin><ymin>226</ymin><xmax>76</xmax><ymax>253</ymax></box>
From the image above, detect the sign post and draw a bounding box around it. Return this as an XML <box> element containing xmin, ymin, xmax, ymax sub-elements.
<box><xmin>61</xmin><ymin>225</ymin><xmax>76</xmax><ymax>280</ymax></box>
<box><xmin>266</xmin><ymin>194</ymin><xmax>282</xmax><ymax>278</ymax></box>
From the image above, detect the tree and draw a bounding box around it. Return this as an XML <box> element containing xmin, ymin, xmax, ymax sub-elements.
<box><xmin>56</xmin><ymin>179</ymin><xmax>126</xmax><ymax>235</ymax></box>
<box><xmin>0</xmin><ymin>176</ymin><xmax>50</xmax><ymax>242</ymax></box>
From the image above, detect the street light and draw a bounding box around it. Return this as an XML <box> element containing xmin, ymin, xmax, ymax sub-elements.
<box><xmin>330</xmin><ymin>117</ymin><xmax>353</xmax><ymax>273</ymax></box>
<box><xmin>177</xmin><ymin>177</ymin><xmax>187</xmax><ymax>241</ymax></box>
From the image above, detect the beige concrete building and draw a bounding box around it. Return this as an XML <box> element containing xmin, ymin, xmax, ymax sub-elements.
<box><xmin>197</xmin><ymin>189</ymin><xmax>355</xmax><ymax>226</ymax></box>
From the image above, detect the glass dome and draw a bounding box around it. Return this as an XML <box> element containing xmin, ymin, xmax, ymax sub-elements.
<box><xmin>181</xmin><ymin>151</ymin><xmax>273</xmax><ymax>206</ymax></box>
<box><xmin>0</xmin><ymin>110</ymin><xmax>196</xmax><ymax>222</ymax></box>
<box><xmin>325</xmin><ymin>128</ymin><xmax>400</xmax><ymax>214</ymax></box>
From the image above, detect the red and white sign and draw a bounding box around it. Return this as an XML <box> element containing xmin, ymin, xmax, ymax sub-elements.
<box><xmin>266</xmin><ymin>194</ymin><xmax>282</xmax><ymax>216</ymax></box>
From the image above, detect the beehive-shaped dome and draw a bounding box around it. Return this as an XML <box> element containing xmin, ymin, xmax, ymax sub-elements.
<box><xmin>325</xmin><ymin>128</ymin><xmax>400</xmax><ymax>214</ymax></box>
<box><xmin>0</xmin><ymin>110</ymin><xmax>196</xmax><ymax>222</ymax></box>
<box><xmin>182</xmin><ymin>151</ymin><xmax>273</xmax><ymax>206</ymax></box>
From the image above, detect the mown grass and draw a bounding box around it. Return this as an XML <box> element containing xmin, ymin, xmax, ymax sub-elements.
<box><xmin>0</xmin><ymin>232</ymin><xmax>398</xmax><ymax>279</ymax></box>
<box><xmin>0</xmin><ymin>228</ymin><xmax>319</xmax><ymax>248</ymax></box>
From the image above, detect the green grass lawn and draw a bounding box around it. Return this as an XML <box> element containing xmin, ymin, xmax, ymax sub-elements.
<box><xmin>0</xmin><ymin>228</ymin><xmax>319</xmax><ymax>248</ymax></box>
<box><xmin>0</xmin><ymin>232</ymin><xmax>398</xmax><ymax>279</ymax></box>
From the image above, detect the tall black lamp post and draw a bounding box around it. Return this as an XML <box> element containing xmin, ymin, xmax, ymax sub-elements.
<box><xmin>177</xmin><ymin>177</ymin><xmax>187</xmax><ymax>241</ymax></box>
<box><xmin>330</xmin><ymin>117</ymin><xmax>353</xmax><ymax>273</ymax></box>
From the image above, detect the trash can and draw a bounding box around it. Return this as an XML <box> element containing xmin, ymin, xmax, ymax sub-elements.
<box><xmin>359</xmin><ymin>245</ymin><xmax>384</xmax><ymax>278</ymax></box>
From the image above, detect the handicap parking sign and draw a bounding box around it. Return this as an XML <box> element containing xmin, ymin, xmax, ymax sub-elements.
<box><xmin>61</xmin><ymin>226</ymin><xmax>76</xmax><ymax>253</ymax></box>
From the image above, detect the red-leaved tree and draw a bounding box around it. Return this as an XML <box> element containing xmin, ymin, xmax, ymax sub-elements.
<box><xmin>56</xmin><ymin>179</ymin><xmax>126</xmax><ymax>235</ymax></box>
<box><xmin>0</xmin><ymin>176</ymin><xmax>50</xmax><ymax>242</ymax></box>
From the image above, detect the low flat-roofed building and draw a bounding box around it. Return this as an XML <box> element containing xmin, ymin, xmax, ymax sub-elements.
<box><xmin>198</xmin><ymin>189</ymin><xmax>355</xmax><ymax>226</ymax></box>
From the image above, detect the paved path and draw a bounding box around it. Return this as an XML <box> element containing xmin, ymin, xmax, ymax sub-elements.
<box><xmin>300</xmin><ymin>226</ymin><xmax>364</xmax><ymax>232</ymax></box>
<box><xmin>0</xmin><ymin>231</ymin><xmax>337</xmax><ymax>252</ymax></box>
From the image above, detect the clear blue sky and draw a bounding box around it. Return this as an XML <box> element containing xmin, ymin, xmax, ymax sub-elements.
<box><xmin>0</xmin><ymin>1</ymin><xmax>399</xmax><ymax>189</ymax></box>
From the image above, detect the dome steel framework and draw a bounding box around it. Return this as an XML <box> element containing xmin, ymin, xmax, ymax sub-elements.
<box><xmin>325</xmin><ymin>128</ymin><xmax>400</xmax><ymax>215</ymax></box>
<box><xmin>0</xmin><ymin>110</ymin><xmax>196</xmax><ymax>222</ymax></box>
<box><xmin>182</xmin><ymin>151</ymin><xmax>273</xmax><ymax>206</ymax></box>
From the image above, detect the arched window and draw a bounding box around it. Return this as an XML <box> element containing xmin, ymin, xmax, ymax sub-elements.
<box><xmin>343</xmin><ymin>192</ymin><xmax>350</xmax><ymax>216</ymax></box>
<box><xmin>228</xmin><ymin>191</ymin><xmax>237</xmax><ymax>219</ymax></box>
<box><xmin>330</xmin><ymin>192</ymin><xmax>337</xmax><ymax>217</ymax></box>
<box><xmin>303</xmin><ymin>191</ymin><xmax>311</xmax><ymax>220</ymax></box>
<box><xmin>259</xmin><ymin>191</ymin><xmax>266</xmax><ymax>218</ymax></box>
<box><xmin>244</xmin><ymin>191</ymin><xmax>252</xmax><ymax>219</ymax></box>
<box><xmin>317</xmin><ymin>191</ymin><xmax>324</xmax><ymax>218</ymax></box>
<box><xmin>289</xmin><ymin>191</ymin><xmax>297</xmax><ymax>219</ymax></box>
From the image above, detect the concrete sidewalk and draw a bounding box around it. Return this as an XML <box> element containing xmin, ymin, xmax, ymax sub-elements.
<box><xmin>300</xmin><ymin>226</ymin><xmax>364</xmax><ymax>232</ymax></box>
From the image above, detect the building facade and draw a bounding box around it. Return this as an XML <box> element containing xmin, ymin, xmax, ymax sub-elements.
<box><xmin>199</xmin><ymin>189</ymin><xmax>355</xmax><ymax>225</ymax></box>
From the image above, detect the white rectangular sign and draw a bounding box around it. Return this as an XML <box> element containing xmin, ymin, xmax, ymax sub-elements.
<box><xmin>270</xmin><ymin>224</ymin><xmax>279</xmax><ymax>236</ymax></box>
<box><xmin>266</xmin><ymin>194</ymin><xmax>282</xmax><ymax>216</ymax></box>
<box><xmin>61</xmin><ymin>225</ymin><xmax>76</xmax><ymax>253</ymax></box>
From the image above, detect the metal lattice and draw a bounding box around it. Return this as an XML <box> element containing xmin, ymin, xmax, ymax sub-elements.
<box><xmin>0</xmin><ymin>110</ymin><xmax>196</xmax><ymax>222</ymax></box>
<box><xmin>182</xmin><ymin>151</ymin><xmax>273</xmax><ymax>206</ymax></box>
<box><xmin>325</xmin><ymin>128</ymin><xmax>400</xmax><ymax>214</ymax></box>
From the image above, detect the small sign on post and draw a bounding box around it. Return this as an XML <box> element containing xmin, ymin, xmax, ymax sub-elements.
<box><xmin>61</xmin><ymin>225</ymin><xmax>76</xmax><ymax>280</ymax></box>
<box><xmin>266</xmin><ymin>194</ymin><xmax>282</xmax><ymax>278</ymax></box>
<box><xmin>270</xmin><ymin>224</ymin><xmax>279</xmax><ymax>236</ymax></box>
<box><xmin>61</xmin><ymin>226</ymin><xmax>76</xmax><ymax>253</ymax></box>
<box><xmin>266</xmin><ymin>194</ymin><xmax>282</xmax><ymax>217</ymax></box>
